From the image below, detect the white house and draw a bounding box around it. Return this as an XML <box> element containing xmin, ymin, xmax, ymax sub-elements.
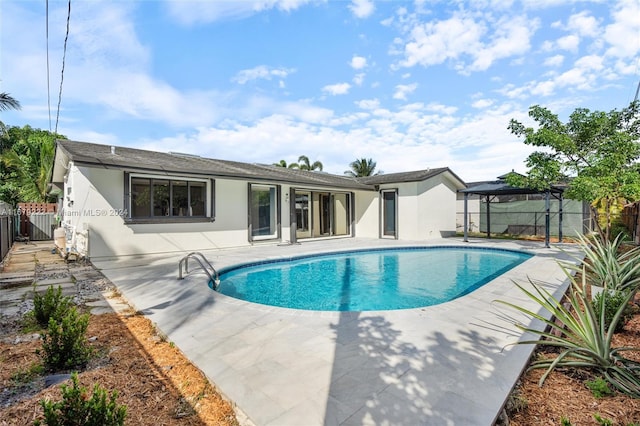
<box><xmin>50</xmin><ymin>140</ymin><xmax>466</xmax><ymax>259</ymax></box>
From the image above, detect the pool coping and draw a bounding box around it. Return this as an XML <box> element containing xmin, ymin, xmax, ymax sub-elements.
<box><xmin>93</xmin><ymin>237</ymin><xmax>582</xmax><ymax>425</ymax></box>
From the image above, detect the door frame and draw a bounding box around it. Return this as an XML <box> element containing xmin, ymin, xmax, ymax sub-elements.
<box><xmin>380</xmin><ymin>189</ymin><xmax>398</xmax><ymax>239</ymax></box>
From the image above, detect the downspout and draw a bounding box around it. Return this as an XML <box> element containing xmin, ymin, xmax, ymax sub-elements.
<box><xmin>289</xmin><ymin>188</ymin><xmax>297</xmax><ymax>244</ymax></box>
<box><xmin>463</xmin><ymin>192</ymin><xmax>469</xmax><ymax>242</ymax></box>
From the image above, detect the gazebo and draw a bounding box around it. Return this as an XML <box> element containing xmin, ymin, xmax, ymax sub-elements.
<box><xmin>459</xmin><ymin>174</ymin><xmax>566</xmax><ymax>248</ymax></box>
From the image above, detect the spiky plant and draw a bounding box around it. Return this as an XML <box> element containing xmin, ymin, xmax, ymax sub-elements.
<box><xmin>495</xmin><ymin>266</ymin><xmax>640</xmax><ymax>397</ymax></box>
<box><xmin>562</xmin><ymin>233</ymin><xmax>640</xmax><ymax>293</ymax></box>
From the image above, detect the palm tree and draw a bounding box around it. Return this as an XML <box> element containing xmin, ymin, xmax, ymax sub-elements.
<box><xmin>0</xmin><ymin>93</ymin><xmax>21</xmax><ymax>111</ymax></box>
<box><xmin>1</xmin><ymin>127</ymin><xmax>57</xmax><ymax>203</ymax></box>
<box><xmin>294</xmin><ymin>155</ymin><xmax>323</xmax><ymax>171</ymax></box>
<box><xmin>345</xmin><ymin>158</ymin><xmax>381</xmax><ymax>177</ymax></box>
<box><xmin>272</xmin><ymin>159</ymin><xmax>299</xmax><ymax>169</ymax></box>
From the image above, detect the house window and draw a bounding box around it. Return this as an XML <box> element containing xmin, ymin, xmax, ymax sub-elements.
<box><xmin>129</xmin><ymin>175</ymin><xmax>210</xmax><ymax>220</ymax></box>
<box><xmin>249</xmin><ymin>184</ymin><xmax>280</xmax><ymax>240</ymax></box>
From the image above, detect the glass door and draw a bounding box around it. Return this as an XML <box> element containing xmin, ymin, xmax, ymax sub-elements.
<box><xmin>295</xmin><ymin>191</ymin><xmax>311</xmax><ymax>239</ymax></box>
<box><xmin>382</xmin><ymin>190</ymin><xmax>397</xmax><ymax>238</ymax></box>
<box><xmin>249</xmin><ymin>184</ymin><xmax>279</xmax><ymax>240</ymax></box>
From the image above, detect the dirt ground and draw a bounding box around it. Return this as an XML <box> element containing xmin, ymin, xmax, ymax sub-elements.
<box><xmin>507</xmin><ymin>313</ymin><xmax>640</xmax><ymax>425</ymax></box>
<box><xmin>0</xmin><ymin>243</ymin><xmax>238</xmax><ymax>426</ymax></box>
<box><xmin>0</xmin><ymin>311</ymin><xmax>239</xmax><ymax>426</ymax></box>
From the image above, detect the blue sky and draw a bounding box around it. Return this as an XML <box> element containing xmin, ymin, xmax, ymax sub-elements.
<box><xmin>1</xmin><ymin>0</ymin><xmax>639</xmax><ymax>181</ymax></box>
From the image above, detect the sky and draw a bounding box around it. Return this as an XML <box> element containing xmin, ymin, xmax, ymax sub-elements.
<box><xmin>1</xmin><ymin>0</ymin><xmax>639</xmax><ymax>182</ymax></box>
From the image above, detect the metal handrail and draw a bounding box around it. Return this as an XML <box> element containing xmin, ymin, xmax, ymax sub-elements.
<box><xmin>178</xmin><ymin>252</ymin><xmax>220</xmax><ymax>290</ymax></box>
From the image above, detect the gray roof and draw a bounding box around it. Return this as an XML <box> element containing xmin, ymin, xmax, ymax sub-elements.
<box><xmin>357</xmin><ymin>168</ymin><xmax>466</xmax><ymax>187</ymax></box>
<box><xmin>53</xmin><ymin>140</ymin><xmax>467</xmax><ymax>191</ymax></box>
<box><xmin>459</xmin><ymin>180</ymin><xmax>565</xmax><ymax>195</ymax></box>
<box><xmin>53</xmin><ymin>140</ymin><xmax>375</xmax><ymax>190</ymax></box>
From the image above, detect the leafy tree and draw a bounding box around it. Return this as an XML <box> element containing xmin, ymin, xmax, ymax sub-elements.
<box><xmin>344</xmin><ymin>158</ymin><xmax>382</xmax><ymax>177</ymax></box>
<box><xmin>0</xmin><ymin>125</ymin><xmax>63</xmax><ymax>204</ymax></box>
<box><xmin>507</xmin><ymin>102</ymin><xmax>640</xmax><ymax>241</ymax></box>
<box><xmin>0</xmin><ymin>92</ymin><xmax>21</xmax><ymax>111</ymax></box>
<box><xmin>289</xmin><ymin>155</ymin><xmax>323</xmax><ymax>171</ymax></box>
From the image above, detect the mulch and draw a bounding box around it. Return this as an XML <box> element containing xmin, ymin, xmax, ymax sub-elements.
<box><xmin>0</xmin><ymin>312</ymin><xmax>238</xmax><ymax>426</ymax></box>
<box><xmin>508</xmin><ymin>315</ymin><xmax>640</xmax><ymax>425</ymax></box>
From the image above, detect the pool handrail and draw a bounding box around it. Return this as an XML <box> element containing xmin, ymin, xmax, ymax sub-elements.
<box><xmin>178</xmin><ymin>252</ymin><xmax>220</xmax><ymax>290</ymax></box>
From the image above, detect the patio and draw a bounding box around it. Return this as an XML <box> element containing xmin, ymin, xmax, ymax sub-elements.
<box><xmin>93</xmin><ymin>237</ymin><xmax>580</xmax><ymax>425</ymax></box>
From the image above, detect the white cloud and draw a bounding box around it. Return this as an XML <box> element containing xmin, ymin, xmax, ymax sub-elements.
<box><xmin>393</xmin><ymin>83</ymin><xmax>418</xmax><ymax>101</ymax></box>
<box><xmin>604</xmin><ymin>0</ymin><xmax>640</xmax><ymax>58</ymax></box>
<box><xmin>398</xmin><ymin>13</ymin><xmax>485</xmax><ymax>68</ymax></box>
<box><xmin>349</xmin><ymin>0</ymin><xmax>375</xmax><ymax>19</ymax></box>
<box><xmin>566</xmin><ymin>11</ymin><xmax>599</xmax><ymax>37</ymax></box>
<box><xmin>165</xmin><ymin>0</ymin><xmax>318</xmax><ymax>25</ymax></box>
<box><xmin>471</xmin><ymin>99</ymin><xmax>494</xmax><ymax>109</ymax></box>
<box><xmin>350</xmin><ymin>55</ymin><xmax>367</xmax><ymax>69</ymax></box>
<box><xmin>353</xmin><ymin>73</ymin><xmax>365</xmax><ymax>86</ymax></box>
<box><xmin>395</xmin><ymin>11</ymin><xmax>537</xmax><ymax>73</ymax></box>
<box><xmin>556</xmin><ymin>34</ymin><xmax>580</xmax><ymax>52</ymax></box>
<box><xmin>356</xmin><ymin>99</ymin><xmax>380</xmax><ymax>110</ymax></box>
<box><xmin>232</xmin><ymin>65</ymin><xmax>296</xmax><ymax>84</ymax></box>
<box><xmin>467</xmin><ymin>15</ymin><xmax>538</xmax><ymax>72</ymax></box>
<box><xmin>322</xmin><ymin>82</ymin><xmax>352</xmax><ymax>95</ymax></box>
<box><xmin>543</xmin><ymin>54</ymin><xmax>564</xmax><ymax>67</ymax></box>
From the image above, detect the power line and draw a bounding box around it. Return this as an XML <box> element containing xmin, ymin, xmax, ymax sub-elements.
<box><xmin>46</xmin><ymin>0</ymin><xmax>51</xmax><ymax>131</ymax></box>
<box><xmin>55</xmin><ymin>0</ymin><xmax>71</xmax><ymax>135</ymax></box>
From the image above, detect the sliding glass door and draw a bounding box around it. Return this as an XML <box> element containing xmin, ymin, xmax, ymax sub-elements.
<box><xmin>249</xmin><ymin>184</ymin><xmax>279</xmax><ymax>241</ymax></box>
<box><xmin>295</xmin><ymin>191</ymin><xmax>311</xmax><ymax>239</ymax></box>
<box><xmin>295</xmin><ymin>190</ymin><xmax>351</xmax><ymax>240</ymax></box>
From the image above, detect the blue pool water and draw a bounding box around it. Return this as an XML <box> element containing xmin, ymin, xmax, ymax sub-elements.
<box><xmin>215</xmin><ymin>247</ymin><xmax>532</xmax><ymax>311</ymax></box>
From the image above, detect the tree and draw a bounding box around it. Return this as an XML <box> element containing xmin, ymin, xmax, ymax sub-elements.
<box><xmin>272</xmin><ymin>159</ymin><xmax>299</xmax><ymax>169</ymax></box>
<box><xmin>344</xmin><ymin>158</ymin><xmax>382</xmax><ymax>177</ymax></box>
<box><xmin>0</xmin><ymin>92</ymin><xmax>21</xmax><ymax>111</ymax></box>
<box><xmin>290</xmin><ymin>155</ymin><xmax>323</xmax><ymax>171</ymax></box>
<box><xmin>0</xmin><ymin>93</ymin><xmax>21</xmax><ymax>138</ymax></box>
<box><xmin>0</xmin><ymin>125</ymin><xmax>62</xmax><ymax>204</ymax></box>
<box><xmin>507</xmin><ymin>102</ymin><xmax>640</xmax><ymax>241</ymax></box>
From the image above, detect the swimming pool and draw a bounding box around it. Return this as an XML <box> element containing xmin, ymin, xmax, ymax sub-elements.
<box><xmin>215</xmin><ymin>246</ymin><xmax>532</xmax><ymax>311</ymax></box>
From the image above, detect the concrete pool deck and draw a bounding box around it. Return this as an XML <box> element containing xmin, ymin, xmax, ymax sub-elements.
<box><xmin>92</xmin><ymin>237</ymin><xmax>581</xmax><ymax>426</ymax></box>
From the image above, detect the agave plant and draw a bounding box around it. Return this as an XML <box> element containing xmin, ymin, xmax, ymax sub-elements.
<box><xmin>495</xmin><ymin>266</ymin><xmax>640</xmax><ymax>397</ymax></box>
<box><xmin>562</xmin><ymin>233</ymin><xmax>640</xmax><ymax>293</ymax></box>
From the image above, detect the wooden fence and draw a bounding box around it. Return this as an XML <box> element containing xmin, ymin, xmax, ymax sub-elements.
<box><xmin>17</xmin><ymin>203</ymin><xmax>58</xmax><ymax>240</ymax></box>
<box><xmin>622</xmin><ymin>202</ymin><xmax>640</xmax><ymax>244</ymax></box>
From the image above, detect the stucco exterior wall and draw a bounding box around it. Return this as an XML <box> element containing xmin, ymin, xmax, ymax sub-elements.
<box><xmin>61</xmin><ymin>165</ymin><xmax>383</xmax><ymax>258</ymax></box>
<box><xmin>62</xmin><ymin>166</ymin><xmax>255</xmax><ymax>258</ymax></box>
<box><xmin>353</xmin><ymin>190</ymin><xmax>379</xmax><ymax>238</ymax></box>
<box><xmin>417</xmin><ymin>174</ymin><xmax>459</xmax><ymax>238</ymax></box>
<box><xmin>377</xmin><ymin>173</ymin><xmax>460</xmax><ymax>240</ymax></box>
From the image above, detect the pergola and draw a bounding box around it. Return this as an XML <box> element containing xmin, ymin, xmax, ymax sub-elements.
<box><xmin>459</xmin><ymin>178</ymin><xmax>566</xmax><ymax>248</ymax></box>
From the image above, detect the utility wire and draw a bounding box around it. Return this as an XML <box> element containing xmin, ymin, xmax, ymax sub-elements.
<box><xmin>55</xmin><ymin>0</ymin><xmax>70</xmax><ymax>135</ymax></box>
<box><xmin>46</xmin><ymin>0</ymin><xmax>51</xmax><ymax>131</ymax></box>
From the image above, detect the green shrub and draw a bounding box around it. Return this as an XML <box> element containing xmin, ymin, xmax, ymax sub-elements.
<box><xmin>591</xmin><ymin>290</ymin><xmax>634</xmax><ymax>333</ymax></box>
<box><xmin>594</xmin><ymin>413</ymin><xmax>614</xmax><ymax>426</ymax></box>
<box><xmin>33</xmin><ymin>285</ymin><xmax>72</xmax><ymax>327</ymax></box>
<box><xmin>34</xmin><ymin>372</ymin><xmax>126</xmax><ymax>426</ymax></box>
<box><xmin>586</xmin><ymin>377</ymin><xmax>613</xmax><ymax>398</ymax></box>
<box><xmin>39</xmin><ymin>307</ymin><xmax>92</xmax><ymax>372</ymax></box>
<box><xmin>10</xmin><ymin>362</ymin><xmax>44</xmax><ymax>385</ymax></box>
